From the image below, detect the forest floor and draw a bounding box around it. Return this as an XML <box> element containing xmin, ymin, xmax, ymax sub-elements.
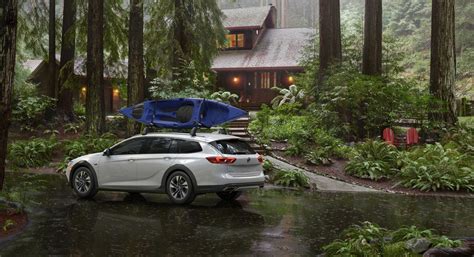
<box><xmin>269</xmin><ymin>142</ymin><xmax>474</xmax><ymax>198</ymax></box>
<box><xmin>0</xmin><ymin>205</ymin><xmax>28</xmax><ymax>240</ymax></box>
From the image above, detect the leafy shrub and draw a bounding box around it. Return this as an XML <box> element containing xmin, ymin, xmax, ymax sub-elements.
<box><xmin>57</xmin><ymin>133</ymin><xmax>119</xmax><ymax>172</ymax></box>
<box><xmin>323</xmin><ymin>222</ymin><xmax>461</xmax><ymax>257</ymax></box>
<box><xmin>398</xmin><ymin>143</ymin><xmax>474</xmax><ymax>191</ymax></box>
<box><xmin>12</xmin><ymin>95</ymin><xmax>56</xmax><ymax>131</ymax></box>
<box><xmin>270</xmin><ymin>84</ymin><xmax>305</xmax><ymax>108</ymax></box>
<box><xmin>7</xmin><ymin>137</ymin><xmax>58</xmax><ymax>168</ymax></box>
<box><xmin>73</xmin><ymin>102</ymin><xmax>86</xmax><ymax>120</ymax></box>
<box><xmin>345</xmin><ymin>140</ymin><xmax>399</xmax><ymax>181</ymax></box>
<box><xmin>209</xmin><ymin>91</ymin><xmax>239</xmax><ymax>104</ymax></box>
<box><xmin>319</xmin><ymin>71</ymin><xmax>428</xmax><ymax>140</ymax></box>
<box><xmin>262</xmin><ymin>159</ymin><xmax>275</xmax><ymax>174</ymax></box>
<box><xmin>441</xmin><ymin>124</ymin><xmax>474</xmax><ymax>155</ymax></box>
<box><xmin>323</xmin><ymin>222</ymin><xmax>386</xmax><ymax>256</ymax></box>
<box><xmin>272</xmin><ymin>169</ymin><xmax>309</xmax><ymax>188</ymax></box>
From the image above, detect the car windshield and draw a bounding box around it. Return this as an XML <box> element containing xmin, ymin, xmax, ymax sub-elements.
<box><xmin>211</xmin><ymin>139</ymin><xmax>255</xmax><ymax>155</ymax></box>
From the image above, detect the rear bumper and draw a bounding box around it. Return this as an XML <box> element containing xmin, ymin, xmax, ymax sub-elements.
<box><xmin>196</xmin><ymin>182</ymin><xmax>264</xmax><ymax>194</ymax></box>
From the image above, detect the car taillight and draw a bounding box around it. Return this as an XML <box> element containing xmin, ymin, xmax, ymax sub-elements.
<box><xmin>206</xmin><ymin>156</ymin><xmax>237</xmax><ymax>164</ymax></box>
<box><xmin>257</xmin><ymin>155</ymin><xmax>264</xmax><ymax>163</ymax></box>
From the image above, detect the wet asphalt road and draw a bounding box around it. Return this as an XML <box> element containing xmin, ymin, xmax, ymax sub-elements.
<box><xmin>0</xmin><ymin>173</ymin><xmax>473</xmax><ymax>256</ymax></box>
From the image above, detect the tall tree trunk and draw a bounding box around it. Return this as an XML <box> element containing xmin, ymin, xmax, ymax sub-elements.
<box><xmin>319</xmin><ymin>0</ymin><xmax>342</xmax><ymax>80</ymax></box>
<box><xmin>0</xmin><ymin>0</ymin><xmax>18</xmax><ymax>190</ymax></box>
<box><xmin>171</xmin><ymin>0</ymin><xmax>190</xmax><ymax>86</ymax></box>
<box><xmin>127</xmin><ymin>0</ymin><xmax>144</xmax><ymax>136</ymax></box>
<box><xmin>362</xmin><ymin>0</ymin><xmax>382</xmax><ymax>76</ymax></box>
<box><xmin>429</xmin><ymin>0</ymin><xmax>457</xmax><ymax>126</ymax></box>
<box><xmin>57</xmin><ymin>0</ymin><xmax>77</xmax><ymax>121</ymax></box>
<box><xmin>47</xmin><ymin>0</ymin><xmax>57</xmax><ymax>98</ymax></box>
<box><xmin>86</xmin><ymin>0</ymin><xmax>105</xmax><ymax>134</ymax></box>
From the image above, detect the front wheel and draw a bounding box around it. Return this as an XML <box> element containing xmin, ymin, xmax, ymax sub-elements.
<box><xmin>72</xmin><ymin>167</ymin><xmax>98</xmax><ymax>199</ymax></box>
<box><xmin>216</xmin><ymin>191</ymin><xmax>242</xmax><ymax>201</ymax></box>
<box><xmin>166</xmin><ymin>171</ymin><xmax>196</xmax><ymax>205</ymax></box>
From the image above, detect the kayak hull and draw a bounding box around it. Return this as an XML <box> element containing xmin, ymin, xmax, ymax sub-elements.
<box><xmin>119</xmin><ymin>98</ymin><xmax>247</xmax><ymax>129</ymax></box>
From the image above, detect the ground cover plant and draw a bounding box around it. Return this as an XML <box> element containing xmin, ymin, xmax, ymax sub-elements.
<box><xmin>7</xmin><ymin>137</ymin><xmax>58</xmax><ymax>169</ymax></box>
<box><xmin>272</xmin><ymin>169</ymin><xmax>310</xmax><ymax>188</ymax></box>
<box><xmin>344</xmin><ymin>140</ymin><xmax>399</xmax><ymax>181</ymax></box>
<box><xmin>323</xmin><ymin>222</ymin><xmax>462</xmax><ymax>257</ymax></box>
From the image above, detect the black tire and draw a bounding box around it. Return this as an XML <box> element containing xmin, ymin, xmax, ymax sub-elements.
<box><xmin>72</xmin><ymin>167</ymin><xmax>98</xmax><ymax>199</ymax></box>
<box><xmin>216</xmin><ymin>191</ymin><xmax>242</xmax><ymax>201</ymax></box>
<box><xmin>166</xmin><ymin>171</ymin><xmax>196</xmax><ymax>205</ymax></box>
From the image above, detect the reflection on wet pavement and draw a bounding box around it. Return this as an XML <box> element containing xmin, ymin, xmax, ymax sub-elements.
<box><xmin>1</xmin><ymin>173</ymin><xmax>473</xmax><ymax>256</ymax></box>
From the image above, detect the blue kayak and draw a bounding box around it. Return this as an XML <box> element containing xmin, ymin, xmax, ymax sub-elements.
<box><xmin>119</xmin><ymin>98</ymin><xmax>247</xmax><ymax>129</ymax></box>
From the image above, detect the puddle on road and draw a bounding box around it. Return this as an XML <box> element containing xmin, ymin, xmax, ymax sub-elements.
<box><xmin>1</xmin><ymin>173</ymin><xmax>473</xmax><ymax>256</ymax></box>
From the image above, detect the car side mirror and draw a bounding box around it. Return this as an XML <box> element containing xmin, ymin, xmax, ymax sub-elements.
<box><xmin>103</xmin><ymin>148</ymin><xmax>111</xmax><ymax>156</ymax></box>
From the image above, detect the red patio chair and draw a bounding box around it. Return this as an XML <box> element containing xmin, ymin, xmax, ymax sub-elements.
<box><xmin>406</xmin><ymin>127</ymin><xmax>419</xmax><ymax>146</ymax></box>
<box><xmin>383</xmin><ymin>127</ymin><xmax>395</xmax><ymax>145</ymax></box>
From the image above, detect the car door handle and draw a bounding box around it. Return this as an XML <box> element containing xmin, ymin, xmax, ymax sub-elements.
<box><xmin>128</xmin><ymin>159</ymin><xmax>135</xmax><ymax>162</ymax></box>
<box><xmin>164</xmin><ymin>157</ymin><xmax>172</xmax><ymax>161</ymax></box>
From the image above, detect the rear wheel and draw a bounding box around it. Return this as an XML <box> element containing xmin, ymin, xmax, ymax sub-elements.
<box><xmin>166</xmin><ymin>171</ymin><xmax>196</xmax><ymax>205</ymax></box>
<box><xmin>216</xmin><ymin>191</ymin><xmax>242</xmax><ymax>201</ymax></box>
<box><xmin>72</xmin><ymin>167</ymin><xmax>98</xmax><ymax>199</ymax></box>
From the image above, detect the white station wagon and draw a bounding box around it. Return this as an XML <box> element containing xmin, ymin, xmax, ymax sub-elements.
<box><xmin>66</xmin><ymin>133</ymin><xmax>265</xmax><ymax>204</ymax></box>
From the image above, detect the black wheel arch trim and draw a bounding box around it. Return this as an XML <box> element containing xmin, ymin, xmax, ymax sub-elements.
<box><xmin>160</xmin><ymin>164</ymin><xmax>198</xmax><ymax>191</ymax></box>
<box><xmin>70</xmin><ymin>161</ymin><xmax>99</xmax><ymax>189</ymax></box>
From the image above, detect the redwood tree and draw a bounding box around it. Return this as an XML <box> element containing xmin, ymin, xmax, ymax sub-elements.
<box><xmin>47</xmin><ymin>0</ymin><xmax>57</xmax><ymax>98</ymax></box>
<box><xmin>430</xmin><ymin>0</ymin><xmax>457</xmax><ymax>125</ymax></box>
<box><xmin>86</xmin><ymin>0</ymin><xmax>105</xmax><ymax>134</ymax></box>
<box><xmin>127</xmin><ymin>0</ymin><xmax>145</xmax><ymax>136</ymax></box>
<box><xmin>362</xmin><ymin>0</ymin><xmax>382</xmax><ymax>75</ymax></box>
<box><xmin>319</xmin><ymin>0</ymin><xmax>341</xmax><ymax>79</ymax></box>
<box><xmin>57</xmin><ymin>0</ymin><xmax>77</xmax><ymax>121</ymax></box>
<box><xmin>0</xmin><ymin>0</ymin><xmax>18</xmax><ymax>190</ymax></box>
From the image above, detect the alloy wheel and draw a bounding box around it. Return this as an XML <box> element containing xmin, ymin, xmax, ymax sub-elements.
<box><xmin>169</xmin><ymin>175</ymin><xmax>189</xmax><ymax>200</ymax></box>
<box><xmin>74</xmin><ymin>170</ymin><xmax>92</xmax><ymax>193</ymax></box>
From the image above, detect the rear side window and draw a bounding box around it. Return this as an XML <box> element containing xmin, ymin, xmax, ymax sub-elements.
<box><xmin>211</xmin><ymin>139</ymin><xmax>255</xmax><ymax>155</ymax></box>
<box><xmin>170</xmin><ymin>140</ymin><xmax>202</xmax><ymax>153</ymax></box>
<box><xmin>146</xmin><ymin>138</ymin><xmax>173</xmax><ymax>154</ymax></box>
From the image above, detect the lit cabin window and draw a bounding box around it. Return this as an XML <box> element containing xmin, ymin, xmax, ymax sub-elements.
<box><xmin>225</xmin><ymin>33</ymin><xmax>245</xmax><ymax>49</ymax></box>
<box><xmin>259</xmin><ymin>72</ymin><xmax>277</xmax><ymax>89</ymax></box>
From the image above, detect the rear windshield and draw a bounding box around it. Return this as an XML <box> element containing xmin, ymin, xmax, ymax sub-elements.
<box><xmin>211</xmin><ymin>139</ymin><xmax>256</xmax><ymax>155</ymax></box>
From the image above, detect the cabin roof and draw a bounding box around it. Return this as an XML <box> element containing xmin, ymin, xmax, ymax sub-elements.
<box><xmin>23</xmin><ymin>57</ymin><xmax>127</xmax><ymax>80</ymax></box>
<box><xmin>222</xmin><ymin>5</ymin><xmax>273</xmax><ymax>29</ymax></box>
<box><xmin>212</xmin><ymin>28</ymin><xmax>313</xmax><ymax>71</ymax></box>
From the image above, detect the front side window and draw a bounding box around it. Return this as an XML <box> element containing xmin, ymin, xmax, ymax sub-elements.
<box><xmin>111</xmin><ymin>138</ymin><xmax>148</xmax><ymax>155</ymax></box>
<box><xmin>211</xmin><ymin>139</ymin><xmax>255</xmax><ymax>155</ymax></box>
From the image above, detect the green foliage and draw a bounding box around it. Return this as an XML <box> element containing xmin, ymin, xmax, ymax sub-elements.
<box><xmin>270</xmin><ymin>85</ymin><xmax>305</xmax><ymax>108</ymax></box>
<box><xmin>441</xmin><ymin>124</ymin><xmax>474</xmax><ymax>155</ymax></box>
<box><xmin>249</xmin><ymin>105</ymin><xmax>350</xmax><ymax>163</ymax></box>
<box><xmin>345</xmin><ymin>140</ymin><xmax>399</xmax><ymax>181</ymax></box>
<box><xmin>64</xmin><ymin>122</ymin><xmax>83</xmax><ymax>134</ymax></box>
<box><xmin>144</xmin><ymin>0</ymin><xmax>225</xmax><ymax>85</ymax></box>
<box><xmin>323</xmin><ymin>222</ymin><xmax>462</xmax><ymax>257</ymax></box>
<box><xmin>2</xmin><ymin>219</ymin><xmax>16</xmax><ymax>232</ymax></box>
<box><xmin>319</xmin><ymin>71</ymin><xmax>429</xmax><ymax>140</ymax></box>
<box><xmin>73</xmin><ymin>102</ymin><xmax>86</xmax><ymax>119</ymax></box>
<box><xmin>12</xmin><ymin>95</ymin><xmax>56</xmax><ymax>131</ymax></box>
<box><xmin>209</xmin><ymin>91</ymin><xmax>239</xmax><ymax>104</ymax></box>
<box><xmin>398</xmin><ymin>143</ymin><xmax>474</xmax><ymax>192</ymax></box>
<box><xmin>272</xmin><ymin>169</ymin><xmax>309</xmax><ymax>188</ymax></box>
<box><xmin>58</xmin><ymin>133</ymin><xmax>119</xmax><ymax>172</ymax></box>
<box><xmin>7</xmin><ymin>137</ymin><xmax>58</xmax><ymax>169</ymax></box>
<box><xmin>148</xmin><ymin>65</ymin><xmax>212</xmax><ymax>100</ymax></box>
<box><xmin>262</xmin><ymin>159</ymin><xmax>275</xmax><ymax>174</ymax></box>
<box><xmin>323</xmin><ymin>222</ymin><xmax>386</xmax><ymax>257</ymax></box>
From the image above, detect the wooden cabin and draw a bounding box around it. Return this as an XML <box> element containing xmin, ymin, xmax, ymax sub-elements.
<box><xmin>23</xmin><ymin>57</ymin><xmax>126</xmax><ymax>114</ymax></box>
<box><xmin>212</xmin><ymin>5</ymin><xmax>313</xmax><ymax>109</ymax></box>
